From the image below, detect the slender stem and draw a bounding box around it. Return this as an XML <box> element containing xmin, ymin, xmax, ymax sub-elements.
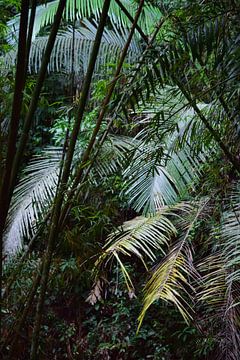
<box><xmin>0</xmin><ymin>0</ymin><xmax>66</xmax><ymax>265</ymax></box>
<box><xmin>172</xmin><ymin>14</ymin><xmax>240</xmax><ymax>170</ymax></box>
<box><xmin>0</xmin><ymin>0</ymin><xmax>29</xmax><ymax>336</ymax></box>
<box><xmin>25</xmin><ymin>0</ymin><xmax>37</xmax><ymax>75</ymax></box>
<box><xmin>29</xmin><ymin>2</ymin><xmax>112</xmax><ymax>358</ymax></box>
<box><xmin>59</xmin><ymin>0</ymin><xmax>146</xmax><ymax>227</ymax></box>
<box><xmin>114</xmin><ymin>0</ymin><xmax>148</xmax><ymax>43</ymax></box>
<box><xmin>9</xmin><ymin>0</ymin><xmax>67</xmax><ymax>197</ymax></box>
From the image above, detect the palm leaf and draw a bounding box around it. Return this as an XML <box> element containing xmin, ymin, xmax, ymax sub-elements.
<box><xmin>96</xmin><ymin>204</ymin><xmax>188</xmax><ymax>291</ymax></box>
<box><xmin>123</xmin><ymin>106</ymin><xmax>207</xmax><ymax>214</ymax></box>
<box><xmin>4</xmin><ymin>147</ymin><xmax>61</xmax><ymax>255</ymax></box>
<box><xmin>7</xmin><ymin>0</ymin><xmax>161</xmax><ymax>44</ymax></box>
<box><xmin>198</xmin><ymin>253</ymin><xmax>240</xmax><ymax>359</ymax></box>
<box><xmin>221</xmin><ymin>204</ymin><xmax>240</xmax><ymax>284</ymax></box>
<box><xmin>96</xmin><ymin>201</ymin><xmax>195</xmax><ymax>291</ymax></box>
<box><xmin>138</xmin><ymin>201</ymin><xmax>205</xmax><ymax>328</ymax></box>
<box><xmin>139</xmin><ymin>242</ymin><xmax>195</xmax><ymax>326</ymax></box>
<box><xmin>5</xmin><ymin>19</ymin><xmax>141</xmax><ymax>75</ymax></box>
<box><xmin>91</xmin><ymin>134</ymin><xmax>135</xmax><ymax>181</ymax></box>
<box><xmin>3</xmin><ymin>135</ymin><xmax>138</xmax><ymax>254</ymax></box>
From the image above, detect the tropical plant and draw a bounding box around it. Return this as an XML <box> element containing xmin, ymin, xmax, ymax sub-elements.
<box><xmin>2</xmin><ymin>0</ymin><xmax>240</xmax><ymax>359</ymax></box>
<box><xmin>89</xmin><ymin>1</ymin><xmax>240</xmax><ymax>358</ymax></box>
<box><xmin>4</xmin><ymin>0</ymin><xmax>161</xmax><ymax>77</ymax></box>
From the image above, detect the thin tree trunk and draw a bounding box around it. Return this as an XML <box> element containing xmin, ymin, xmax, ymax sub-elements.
<box><xmin>59</xmin><ymin>0</ymin><xmax>146</xmax><ymax>227</ymax></box>
<box><xmin>8</xmin><ymin>0</ymin><xmax>67</xmax><ymax>205</ymax></box>
<box><xmin>25</xmin><ymin>0</ymin><xmax>37</xmax><ymax>75</ymax></box>
<box><xmin>30</xmin><ymin>2</ymin><xmax>112</xmax><ymax>358</ymax></box>
<box><xmin>58</xmin><ymin>9</ymin><xmax>166</xmax><ymax>228</ymax></box>
<box><xmin>114</xmin><ymin>0</ymin><xmax>148</xmax><ymax>43</ymax></box>
<box><xmin>1</xmin><ymin>0</ymin><xmax>65</xmax><ymax>347</ymax></box>
<box><xmin>0</xmin><ymin>0</ymin><xmax>29</xmax><ymax>334</ymax></box>
<box><xmin>0</xmin><ymin>0</ymin><xmax>66</xmax><ymax>253</ymax></box>
<box><xmin>172</xmin><ymin>14</ymin><xmax>240</xmax><ymax>171</ymax></box>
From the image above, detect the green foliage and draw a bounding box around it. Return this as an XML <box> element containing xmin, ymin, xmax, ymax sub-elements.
<box><xmin>83</xmin><ymin>287</ymin><xmax>171</xmax><ymax>359</ymax></box>
<box><xmin>2</xmin><ymin>0</ymin><xmax>240</xmax><ymax>359</ymax></box>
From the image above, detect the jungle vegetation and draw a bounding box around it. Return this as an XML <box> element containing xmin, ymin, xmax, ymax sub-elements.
<box><xmin>1</xmin><ymin>0</ymin><xmax>240</xmax><ymax>359</ymax></box>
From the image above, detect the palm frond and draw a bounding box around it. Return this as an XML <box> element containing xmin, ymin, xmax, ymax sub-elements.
<box><xmin>96</xmin><ymin>201</ymin><xmax>198</xmax><ymax>308</ymax></box>
<box><xmin>221</xmin><ymin>204</ymin><xmax>240</xmax><ymax>285</ymax></box>
<box><xmin>198</xmin><ymin>253</ymin><xmax>226</xmax><ymax>307</ymax></box>
<box><xmin>4</xmin><ymin>147</ymin><xmax>61</xmax><ymax>255</ymax></box>
<box><xmin>139</xmin><ymin>241</ymin><xmax>195</xmax><ymax>326</ymax></box>
<box><xmin>198</xmin><ymin>253</ymin><xmax>240</xmax><ymax>359</ymax></box>
<box><xmin>5</xmin><ymin>19</ymin><xmax>141</xmax><ymax>75</ymax></box>
<box><xmin>96</xmin><ymin>204</ymin><xmax>191</xmax><ymax>290</ymax></box>
<box><xmin>123</xmin><ymin>105</ymin><xmax>207</xmax><ymax>214</ymax></box>
<box><xmin>101</xmin><ymin>205</ymin><xmax>178</xmax><ymax>259</ymax></box>
<box><xmin>91</xmin><ymin>135</ymin><xmax>135</xmax><ymax>181</ymax></box>
<box><xmin>7</xmin><ymin>0</ymin><xmax>161</xmax><ymax>44</ymax></box>
<box><xmin>138</xmin><ymin>201</ymin><xmax>205</xmax><ymax>328</ymax></box>
<box><xmin>198</xmin><ymin>183</ymin><xmax>240</xmax><ymax>359</ymax></box>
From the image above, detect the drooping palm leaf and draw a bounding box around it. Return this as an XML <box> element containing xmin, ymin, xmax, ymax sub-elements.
<box><xmin>198</xmin><ymin>252</ymin><xmax>240</xmax><ymax>359</ymax></box>
<box><xmin>96</xmin><ymin>203</ymin><xmax>184</xmax><ymax>290</ymax></box>
<box><xmin>138</xmin><ymin>200</ymin><xmax>205</xmax><ymax>328</ymax></box>
<box><xmin>4</xmin><ymin>147</ymin><xmax>61</xmax><ymax>255</ymax></box>
<box><xmin>197</xmin><ymin>182</ymin><xmax>240</xmax><ymax>359</ymax></box>
<box><xmin>139</xmin><ymin>241</ymin><xmax>195</xmax><ymax>325</ymax></box>
<box><xmin>96</xmin><ymin>201</ymin><xmax>197</xmax><ymax>302</ymax></box>
<box><xmin>221</xmin><ymin>204</ymin><xmax>240</xmax><ymax>285</ymax></box>
<box><xmin>5</xmin><ymin>19</ymin><xmax>141</xmax><ymax>75</ymax></box>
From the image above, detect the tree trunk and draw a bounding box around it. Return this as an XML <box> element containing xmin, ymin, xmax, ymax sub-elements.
<box><xmin>30</xmin><ymin>1</ymin><xmax>112</xmax><ymax>358</ymax></box>
<box><xmin>0</xmin><ymin>0</ymin><xmax>29</xmax><ymax>334</ymax></box>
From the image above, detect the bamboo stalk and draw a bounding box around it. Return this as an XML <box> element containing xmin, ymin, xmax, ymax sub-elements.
<box><xmin>9</xmin><ymin>0</ymin><xmax>67</xmax><ymax>203</ymax></box>
<box><xmin>59</xmin><ymin>12</ymin><xmax>166</xmax><ymax>227</ymax></box>
<box><xmin>0</xmin><ymin>0</ymin><xmax>30</xmax><ymax>335</ymax></box>
<box><xmin>66</xmin><ymin>0</ymin><xmax>146</xmax><ymax>195</ymax></box>
<box><xmin>172</xmin><ymin>14</ymin><xmax>240</xmax><ymax>172</ymax></box>
<box><xmin>0</xmin><ymin>0</ymin><xmax>66</xmax><ymax>256</ymax></box>
<box><xmin>25</xmin><ymin>0</ymin><xmax>37</xmax><ymax>75</ymax></box>
<box><xmin>29</xmin><ymin>2</ymin><xmax>112</xmax><ymax>358</ymax></box>
<box><xmin>114</xmin><ymin>0</ymin><xmax>148</xmax><ymax>43</ymax></box>
<box><xmin>1</xmin><ymin>0</ymin><xmax>66</xmax><ymax>348</ymax></box>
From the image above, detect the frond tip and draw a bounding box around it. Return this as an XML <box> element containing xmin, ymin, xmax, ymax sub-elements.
<box><xmin>137</xmin><ymin>200</ymin><xmax>207</xmax><ymax>330</ymax></box>
<box><xmin>138</xmin><ymin>242</ymin><xmax>196</xmax><ymax>331</ymax></box>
